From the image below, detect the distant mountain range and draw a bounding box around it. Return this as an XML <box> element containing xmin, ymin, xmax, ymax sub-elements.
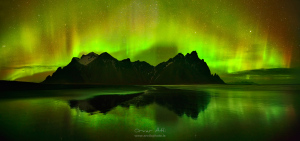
<box><xmin>222</xmin><ymin>68</ymin><xmax>300</xmax><ymax>84</ymax></box>
<box><xmin>42</xmin><ymin>51</ymin><xmax>225</xmax><ymax>85</ymax></box>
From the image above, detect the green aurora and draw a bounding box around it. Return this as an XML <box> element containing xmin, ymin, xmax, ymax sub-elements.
<box><xmin>0</xmin><ymin>0</ymin><xmax>299</xmax><ymax>82</ymax></box>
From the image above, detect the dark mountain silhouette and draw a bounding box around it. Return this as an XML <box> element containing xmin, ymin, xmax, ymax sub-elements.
<box><xmin>68</xmin><ymin>87</ymin><xmax>210</xmax><ymax>119</ymax></box>
<box><xmin>43</xmin><ymin>51</ymin><xmax>225</xmax><ymax>84</ymax></box>
<box><xmin>151</xmin><ymin>51</ymin><xmax>224</xmax><ymax>84</ymax></box>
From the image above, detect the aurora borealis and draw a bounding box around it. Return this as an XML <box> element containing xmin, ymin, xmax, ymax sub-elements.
<box><xmin>0</xmin><ymin>0</ymin><xmax>299</xmax><ymax>82</ymax></box>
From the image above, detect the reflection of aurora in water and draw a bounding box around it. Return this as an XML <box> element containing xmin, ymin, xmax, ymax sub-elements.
<box><xmin>0</xmin><ymin>0</ymin><xmax>297</xmax><ymax>81</ymax></box>
<box><xmin>0</xmin><ymin>85</ymin><xmax>298</xmax><ymax>140</ymax></box>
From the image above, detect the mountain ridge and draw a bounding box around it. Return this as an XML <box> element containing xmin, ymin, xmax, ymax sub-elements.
<box><xmin>43</xmin><ymin>51</ymin><xmax>225</xmax><ymax>85</ymax></box>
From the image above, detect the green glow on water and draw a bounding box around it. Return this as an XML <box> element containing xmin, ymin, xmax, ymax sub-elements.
<box><xmin>0</xmin><ymin>86</ymin><xmax>297</xmax><ymax>140</ymax></box>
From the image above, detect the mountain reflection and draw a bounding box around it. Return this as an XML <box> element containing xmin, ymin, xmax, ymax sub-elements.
<box><xmin>68</xmin><ymin>87</ymin><xmax>210</xmax><ymax>119</ymax></box>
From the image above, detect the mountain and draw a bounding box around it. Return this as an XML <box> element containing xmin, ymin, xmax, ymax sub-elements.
<box><xmin>150</xmin><ymin>51</ymin><xmax>224</xmax><ymax>84</ymax></box>
<box><xmin>43</xmin><ymin>51</ymin><xmax>225</xmax><ymax>84</ymax></box>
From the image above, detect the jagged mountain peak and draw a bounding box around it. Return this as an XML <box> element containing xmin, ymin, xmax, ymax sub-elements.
<box><xmin>185</xmin><ymin>51</ymin><xmax>200</xmax><ymax>60</ymax></box>
<box><xmin>166</xmin><ymin>51</ymin><xmax>203</xmax><ymax>64</ymax></box>
<box><xmin>175</xmin><ymin>53</ymin><xmax>184</xmax><ymax>58</ymax></box>
<box><xmin>171</xmin><ymin>53</ymin><xmax>184</xmax><ymax>61</ymax></box>
<box><xmin>80</xmin><ymin>52</ymin><xmax>98</xmax><ymax>59</ymax></box>
<box><xmin>78</xmin><ymin>52</ymin><xmax>99</xmax><ymax>65</ymax></box>
<box><xmin>69</xmin><ymin>57</ymin><xmax>81</xmax><ymax>65</ymax></box>
<box><xmin>190</xmin><ymin>51</ymin><xmax>198</xmax><ymax>57</ymax></box>
<box><xmin>121</xmin><ymin>58</ymin><xmax>131</xmax><ymax>62</ymax></box>
<box><xmin>98</xmin><ymin>52</ymin><xmax>116</xmax><ymax>60</ymax></box>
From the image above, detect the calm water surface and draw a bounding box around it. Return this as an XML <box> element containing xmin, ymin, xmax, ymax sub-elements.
<box><xmin>0</xmin><ymin>85</ymin><xmax>299</xmax><ymax>141</ymax></box>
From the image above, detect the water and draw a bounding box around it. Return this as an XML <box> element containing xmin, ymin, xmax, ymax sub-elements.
<box><xmin>0</xmin><ymin>85</ymin><xmax>299</xmax><ymax>141</ymax></box>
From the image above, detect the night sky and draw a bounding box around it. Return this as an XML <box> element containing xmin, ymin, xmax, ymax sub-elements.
<box><xmin>0</xmin><ymin>0</ymin><xmax>299</xmax><ymax>82</ymax></box>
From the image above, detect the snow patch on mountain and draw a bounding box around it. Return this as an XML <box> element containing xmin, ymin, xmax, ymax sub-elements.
<box><xmin>78</xmin><ymin>52</ymin><xmax>99</xmax><ymax>65</ymax></box>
